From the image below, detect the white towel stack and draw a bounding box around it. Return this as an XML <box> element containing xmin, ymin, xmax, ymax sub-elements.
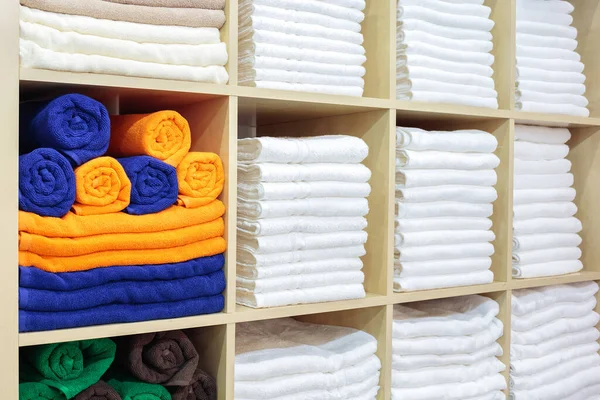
<box><xmin>236</xmin><ymin>135</ymin><xmax>371</xmax><ymax>308</ymax></box>
<box><xmin>511</xmin><ymin>282</ymin><xmax>600</xmax><ymax>399</ymax></box>
<box><xmin>515</xmin><ymin>0</ymin><xmax>589</xmax><ymax>117</ymax></box>
<box><xmin>392</xmin><ymin>295</ymin><xmax>507</xmax><ymax>400</ymax></box>
<box><xmin>512</xmin><ymin>124</ymin><xmax>583</xmax><ymax>279</ymax></box>
<box><xmin>394</xmin><ymin>126</ymin><xmax>499</xmax><ymax>291</ymax></box>
<box><xmin>235</xmin><ymin>318</ymin><xmax>381</xmax><ymax>400</ymax></box>
<box><xmin>396</xmin><ymin>0</ymin><xmax>499</xmax><ymax>108</ymax></box>
<box><xmin>238</xmin><ymin>0</ymin><xmax>367</xmax><ymax>96</ymax></box>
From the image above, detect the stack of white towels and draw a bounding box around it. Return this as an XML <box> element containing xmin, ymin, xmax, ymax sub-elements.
<box><xmin>394</xmin><ymin>126</ymin><xmax>499</xmax><ymax>291</ymax></box>
<box><xmin>396</xmin><ymin>0</ymin><xmax>498</xmax><ymax>108</ymax></box>
<box><xmin>235</xmin><ymin>318</ymin><xmax>381</xmax><ymax>399</ymax></box>
<box><xmin>392</xmin><ymin>295</ymin><xmax>507</xmax><ymax>400</ymax></box>
<box><xmin>512</xmin><ymin>124</ymin><xmax>583</xmax><ymax>279</ymax></box>
<box><xmin>511</xmin><ymin>282</ymin><xmax>600</xmax><ymax>399</ymax></box>
<box><xmin>238</xmin><ymin>0</ymin><xmax>367</xmax><ymax>96</ymax></box>
<box><xmin>236</xmin><ymin>135</ymin><xmax>371</xmax><ymax>308</ymax></box>
<box><xmin>515</xmin><ymin>0</ymin><xmax>589</xmax><ymax>116</ymax></box>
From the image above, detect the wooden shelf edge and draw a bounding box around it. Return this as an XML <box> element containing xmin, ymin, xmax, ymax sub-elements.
<box><xmin>390</xmin><ymin>282</ymin><xmax>508</xmax><ymax>304</ymax></box>
<box><xmin>511</xmin><ymin>110</ymin><xmax>600</xmax><ymax>128</ymax></box>
<box><xmin>395</xmin><ymin>100</ymin><xmax>511</xmax><ymax>120</ymax></box>
<box><xmin>509</xmin><ymin>271</ymin><xmax>600</xmax><ymax>290</ymax></box>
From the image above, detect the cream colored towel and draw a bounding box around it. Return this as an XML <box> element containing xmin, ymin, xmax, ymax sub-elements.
<box><xmin>103</xmin><ymin>0</ymin><xmax>225</xmax><ymax>9</ymax></box>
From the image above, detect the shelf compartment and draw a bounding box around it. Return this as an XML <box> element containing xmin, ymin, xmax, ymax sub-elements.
<box><xmin>510</xmin><ymin>271</ymin><xmax>600</xmax><ymax>290</ymax></box>
<box><xmin>391</xmin><ymin>282</ymin><xmax>507</xmax><ymax>304</ymax></box>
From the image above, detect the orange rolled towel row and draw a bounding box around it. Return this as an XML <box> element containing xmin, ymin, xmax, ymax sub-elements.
<box><xmin>177</xmin><ymin>152</ymin><xmax>225</xmax><ymax>208</ymax></box>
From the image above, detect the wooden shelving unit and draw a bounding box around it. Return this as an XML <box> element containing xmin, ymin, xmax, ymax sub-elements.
<box><xmin>3</xmin><ymin>0</ymin><xmax>600</xmax><ymax>399</ymax></box>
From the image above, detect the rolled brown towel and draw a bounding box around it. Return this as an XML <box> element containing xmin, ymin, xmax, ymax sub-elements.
<box><xmin>118</xmin><ymin>331</ymin><xmax>200</xmax><ymax>386</ymax></box>
<box><xmin>170</xmin><ymin>368</ymin><xmax>217</xmax><ymax>400</ymax></box>
<box><xmin>103</xmin><ymin>0</ymin><xmax>225</xmax><ymax>9</ymax></box>
<box><xmin>74</xmin><ymin>381</ymin><xmax>122</xmax><ymax>400</ymax></box>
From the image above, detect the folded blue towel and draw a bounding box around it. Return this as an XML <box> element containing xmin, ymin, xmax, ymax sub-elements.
<box><xmin>19</xmin><ymin>148</ymin><xmax>76</xmax><ymax>218</ymax></box>
<box><xmin>20</xmin><ymin>94</ymin><xmax>110</xmax><ymax>166</ymax></box>
<box><xmin>20</xmin><ymin>270</ymin><xmax>225</xmax><ymax>312</ymax></box>
<box><xmin>19</xmin><ymin>294</ymin><xmax>225</xmax><ymax>332</ymax></box>
<box><xmin>118</xmin><ymin>156</ymin><xmax>178</xmax><ymax>215</ymax></box>
<box><xmin>20</xmin><ymin>254</ymin><xmax>225</xmax><ymax>291</ymax></box>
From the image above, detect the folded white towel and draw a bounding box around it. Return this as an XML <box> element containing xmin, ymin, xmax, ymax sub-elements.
<box><xmin>396</xmin><ymin>242</ymin><xmax>495</xmax><ymax>261</ymax></box>
<box><xmin>511</xmin><ymin>341</ymin><xmax>600</xmax><ymax>376</ymax></box>
<box><xmin>515</xmin><ymin>125</ymin><xmax>572</xmax><ymax>144</ymax></box>
<box><xmin>238</xmin><ymin>245</ymin><xmax>366</xmax><ymax>267</ymax></box>
<box><xmin>238</xmin><ymin>181</ymin><xmax>371</xmax><ymax>200</ymax></box>
<box><xmin>391</xmin><ymin>373</ymin><xmax>506</xmax><ymax>400</ymax></box>
<box><xmin>514</xmin><ymin>141</ymin><xmax>569</xmax><ymax>161</ymax></box>
<box><xmin>514</xmin><ymin>173</ymin><xmax>574</xmax><ymax>189</ymax></box>
<box><xmin>240</xmin><ymin>56</ymin><xmax>366</xmax><ymax>77</ymax></box>
<box><xmin>243</xmin><ymin>29</ymin><xmax>366</xmax><ymax>55</ymax></box>
<box><xmin>396</xmin><ymin>127</ymin><xmax>497</xmax><ymax>152</ymax></box>
<box><xmin>396</xmin><ymin>230</ymin><xmax>495</xmax><ymax>247</ymax></box>
<box><xmin>238</xmin><ymin>377</ymin><xmax>380</xmax><ymax>400</ymax></box>
<box><xmin>513</xmin><ymin>259</ymin><xmax>583</xmax><ymax>278</ymax></box>
<box><xmin>517</xmin><ymin>8</ymin><xmax>574</xmax><ymax>26</ymax></box>
<box><xmin>511</xmin><ymin>327</ymin><xmax>600</xmax><ymax>359</ymax></box>
<box><xmin>237</xmin><ymin>283</ymin><xmax>366</xmax><ymax>308</ymax></box>
<box><xmin>516</xmin><ymin>90</ymin><xmax>589</xmax><ymax>108</ymax></box>
<box><xmin>513</xmin><ymin>233</ymin><xmax>582</xmax><ymax>251</ymax></box>
<box><xmin>513</xmin><ymin>202</ymin><xmax>578</xmax><ymax>220</ymax></box>
<box><xmin>516</xmin><ymin>101</ymin><xmax>590</xmax><ymax>117</ymax></box>
<box><xmin>397</xmin><ymin>41</ymin><xmax>494</xmax><ymax>66</ymax></box>
<box><xmin>397</xmin><ymin>53</ymin><xmax>494</xmax><ymax>76</ymax></box>
<box><xmin>400</xmin><ymin>0</ymin><xmax>491</xmax><ymax>17</ymax></box>
<box><xmin>239</xmin><ymin>136</ymin><xmax>368</xmax><ymax>164</ymax></box>
<box><xmin>564</xmin><ymin>384</ymin><xmax>600</xmax><ymax>400</ymax></box>
<box><xmin>19</xmin><ymin>39</ymin><xmax>229</xmax><ymax>83</ymax></box>
<box><xmin>513</xmin><ymin>246</ymin><xmax>582</xmax><ymax>265</ymax></box>
<box><xmin>515</xmin><ymin>158</ymin><xmax>572</xmax><ymax>174</ymax></box>
<box><xmin>396</xmin><ymin>217</ymin><xmax>492</xmax><ymax>233</ymax></box>
<box><xmin>513</xmin><ymin>217</ymin><xmax>582</xmax><ymax>235</ymax></box>
<box><xmin>238</xmin><ymin>198</ymin><xmax>369</xmax><ymax>219</ymax></box>
<box><xmin>321</xmin><ymin>0</ymin><xmax>366</xmax><ymax>10</ymax></box>
<box><xmin>238</xmin><ymin>216</ymin><xmax>368</xmax><ymax>236</ymax></box>
<box><xmin>513</xmin><ymin>187</ymin><xmax>576</xmax><ymax>205</ymax></box>
<box><xmin>395</xmin><ymin>257</ymin><xmax>492</xmax><ymax>277</ymax></box>
<box><xmin>398</xmin><ymin>18</ymin><xmax>492</xmax><ymax>42</ymax></box>
<box><xmin>238</xmin><ymin>231</ymin><xmax>368</xmax><ymax>254</ymax></box>
<box><xmin>513</xmin><ymin>297</ymin><xmax>597</xmax><ymax>333</ymax></box>
<box><xmin>237</xmin><ymin>270</ymin><xmax>365</xmax><ymax>293</ymax></box>
<box><xmin>394</xmin><ymin>270</ymin><xmax>494</xmax><ymax>291</ymax></box>
<box><xmin>238</xmin><ymin>163</ymin><xmax>371</xmax><ymax>183</ymax></box>
<box><xmin>242</xmin><ymin>42</ymin><xmax>366</xmax><ymax>67</ymax></box>
<box><xmin>518</xmin><ymin>0</ymin><xmax>574</xmax><ymax>14</ymax></box>
<box><xmin>397</xmin><ymin>150</ymin><xmax>500</xmax><ymax>170</ymax></box>
<box><xmin>397</xmin><ymin>5</ymin><xmax>494</xmax><ymax>31</ymax></box>
<box><xmin>397</xmin><ymin>185</ymin><xmax>498</xmax><ymax>204</ymax></box>
<box><xmin>397</xmin><ymin>91</ymin><xmax>499</xmax><ymax>109</ymax></box>
<box><xmin>512</xmin><ymin>312</ymin><xmax>600</xmax><ymax>345</ymax></box>
<box><xmin>512</xmin><ymin>354</ymin><xmax>600</xmax><ymax>391</ymax></box>
<box><xmin>517</xmin><ymin>66</ymin><xmax>585</xmax><ymax>83</ymax></box>
<box><xmin>240</xmin><ymin>68</ymin><xmax>365</xmax><ymax>87</ymax></box>
<box><xmin>251</xmin><ymin>0</ymin><xmax>365</xmax><ymax>23</ymax></box>
<box><xmin>393</xmin><ymin>343</ymin><xmax>502</xmax><ymax>370</ymax></box>
<box><xmin>517</xmin><ymin>79</ymin><xmax>585</xmax><ymax>95</ymax></box>
<box><xmin>397</xmin><ymin>66</ymin><xmax>494</xmax><ymax>90</ymax></box>
<box><xmin>516</xmin><ymin>32</ymin><xmax>578</xmax><ymax>51</ymax></box>
<box><xmin>397</xmin><ymin>169</ymin><xmax>497</xmax><ymax>187</ymax></box>
<box><xmin>397</xmin><ymin>79</ymin><xmax>497</xmax><ymax>99</ymax></box>
<box><xmin>397</xmin><ymin>201</ymin><xmax>493</xmax><ymax>218</ymax></box>
<box><xmin>516</xmin><ymin>20</ymin><xmax>578</xmax><ymax>39</ymax></box>
<box><xmin>398</xmin><ymin>30</ymin><xmax>493</xmax><ymax>53</ymax></box>
<box><xmin>512</xmin><ymin>281</ymin><xmax>598</xmax><ymax>316</ymax></box>
<box><xmin>517</xmin><ymin>56</ymin><xmax>585</xmax><ymax>73</ymax></box>
<box><xmin>237</xmin><ymin>258</ymin><xmax>364</xmax><ymax>279</ymax></box>
<box><xmin>511</xmin><ymin>366</ymin><xmax>600</xmax><ymax>400</ymax></box>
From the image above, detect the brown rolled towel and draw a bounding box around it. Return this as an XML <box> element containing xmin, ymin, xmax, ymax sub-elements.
<box><xmin>118</xmin><ymin>331</ymin><xmax>200</xmax><ymax>386</ymax></box>
<box><xmin>103</xmin><ymin>0</ymin><xmax>225</xmax><ymax>9</ymax></box>
<box><xmin>170</xmin><ymin>368</ymin><xmax>217</xmax><ymax>400</ymax></box>
<box><xmin>74</xmin><ymin>381</ymin><xmax>122</xmax><ymax>400</ymax></box>
<box><xmin>20</xmin><ymin>0</ymin><xmax>226</xmax><ymax>28</ymax></box>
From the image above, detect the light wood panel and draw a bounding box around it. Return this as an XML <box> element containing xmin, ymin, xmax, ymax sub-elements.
<box><xmin>362</xmin><ymin>0</ymin><xmax>395</xmax><ymax>99</ymax></box>
<box><xmin>484</xmin><ymin>290</ymin><xmax>512</xmax><ymax>393</ymax></box>
<box><xmin>487</xmin><ymin>0</ymin><xmax>516</xmax><ymax>110</ymax></box>
<box><xmin>187</xmin><ymin>324</ymin><xmax>230</xmax><ymax>400</ymax></box>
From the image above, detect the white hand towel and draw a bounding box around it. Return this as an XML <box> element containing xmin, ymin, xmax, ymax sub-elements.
<box><xmin>516</xmin><ymin>45</ymin><xmax>581</xmax><ymax>62</ymax></box>
<box><xmin>513</xmin><ymin>173</ymin><xmax>574</xmax><ymax>189</ymax></box>
<box><xmin>238</xmin><ymin>216</ymin><xmax>368</xmax><ymax>236</ymax></box>
<box><xmin>397</xmin><ymin>169</ymin><xmax>498</xmax><ymax>187</ymax></box>
<box><xmin>396</xmin><ymin>242</ymin><xmax>495</xmax><ymax>261</ymax></box>
<box><xmin>512</xmin><ymin>312</ymin><xmax>600</xmax><ymax>345</ymax></box>
<box><xmin>393</xmin><ymin>343</ymin><xmax>502</xmax><ymax>370</ymax></box>
<box><xmin>396</xmin><ymin>257</ymin><xmax>492</xmax><ymax>277</ymax></box>
<box><xmin>244</xmin><ymin>82</ymin><xmax>359</xmax><ymax>97</ymax></box>
<box><xmin>397</xmin><ymin>150</ymin><xmax>500</xmax><ymax>170</ymax></box>
<box><xmin>397</xmin><ymin>5</ymin><xmax>494</xmax><ymax>31</ymax></box>
<box><xmin>238</xmin><ymin>245</ymin><xmax>366</xmax><ymax>267</ymax></box>
<box><xmin>512</xmin><ymin>354</ymin><xmax>600</xmax><ymax>391</ymax></box>
<box><xmin>515</xmin><ymin>158</ymin><xmax>572</xmax><ymax>174</ymax></box>
<box><xmin>516</xmin><ymin>90</ymin><xmax>589</xmax><ymax>108</ymax></box>
<box><xmin>238</xmin><ymin>163</ymin><xmax>371</xmax><ymax>183</ymax></box>
<box><xmin>238</xmin><ymin>377</ymin><xmax>380</xmax><ymax>400</ymax></box>
<box><xmin>512</xmin><ymin>281</ymin><xmax>598</xmax><ymax>316</ymax></box>
<box><xmin>397</xmin><ymin>53</ymin><xmax>494</xmax><ymax>76</ymax></box>
<box><xmin>516</xmin><ymin>32</ymin><xmax>578</xmax><ymax>51</ymax></box>
<box><xmin>513</xmin><ymin>260</ymin><xmax>583</xmax><ymax>278</ymax></box>
<box><xmin>396</xmin><ymin>230</ymin><xmax>495</xmax><ymax>247</ymax></box>
<box><xmin>516</xmin><ymin>20</ymin><xmax>577</xmax><ymax>40</ymax></box>
<box><xmin>391</xmin><ymin>374</ymin><xmax>506</xmax><ymax>400</ymax></box>
<box><xmin>517</xmin><ymin>9</ymin><xmax>574</xmax><ymax>26</ymax></box>
<box><xmin>397</xmin><ymin>30</ymin><xmax>493</xmax><ymax>53</ymax></box>
<box><xmin>396</xmin><ymin>217</ymin><xmax>493</xmax><ymax>233</ymax></box>
<box><xmin>322</xmin><ymin>0</ymin><xmax>366</xmax><ymax>10</ymax></box>
<box><xmin>238</xmin><ymin>231</ymin><xmax>368</xmax><ymax>254</ymax></box>
<box><xmin>513</xmin><ymin>217</ymin><xmax>582</xmax><ymax>235</ymax></box>
<box><xmin>512</xmin><ymin>233</ymin><xmax>582</xmax><ymax>251</ymax></box>
<box><xmin>238</xmin><ymin>136</ymin><xmax>368</xmax><ymax>164</ymax></box>
<box><xmin>236</xmin><ymin>283</ymin><xmax>366</xmax><ymax>308</ymax></box>
<box><xmin>517</xmin><ymin>79</ymin><xmax>585</xmax><ymax>95</ymax></box>
<box><xmin>397</xmin><ymin>91</ymin><xmax>499</xmax><ymax>109</ymax></box>
<box><xmin>514</xmin><ymin>141</ymin><xmax>569</xmax><ymax>161</ymax></box>
<box><xmin>237</xmin><ymin>270</ymin><xmax>365</xmax><ymax>293</ymax></box>
<box><xmin>511</xmin><ymin>367</ymin><xmax>600</xmax><ymax>400</ymax></box>
<box><xmin>237</xmin><ymin>258</ymin><xmax>364</xmax><ymax>279</ymax></box>
<box><xmin>513</xmin><ymin>187</ymin><xmax>576</xmax><ymax>205</ymax></box>
<box><xmin>238</xmin><ymin>181</ymin><xmax>371</xmax><ymax>200</ymax></box>
<box><xmin>238</xmin><ymin>198</ymin><xmax>369</xmax><ymax>219</ymax></box>
<box><xmin>516</xmin><ymin>66</ymin><xmax>585</xmax><ymax>83</ymax></box>
<box><xmin>517</xmin><ymin>56</ymin><xmax>585</xmax><ymax>73</ymax></box>
<box><xmin>564</xmin><ymin>383</ymin><xmax>600</xmax><ymax>400</ymax></box>
<box><xmin>397</xmin><ymin>201</ymin><xmax>493</xmax><ymax>218</ymax></box>
<box><xmin>396</xmin><ymin>127</ymin><xmax>498</xmax><ymax>152</ymax></box>
<box><xmin>516</xmin><ymin>101</ymin><xmax>590</xmax><ymax>117</ymax></box>
<box><xmin>513</xmin><ymin>202</ymin><xmax>578</xmax><ymax>220</ymax></box>
<box><xmin>511</xmin><ymin>327</ymin><xmax>600</xmax><ymax>360</ymax></box>
<box><xmin>515</xmin><ymin>125</ymin><xmax>572</xmax><ymax>144</ymax></box>
<box><xmin>396</xmin><ymin>78</ymin><xmax>497</xmax><ymax>98</ymax></box>
<box><xmin>511</xmin><ymin>342</ymin><xmax>600</xmax><ymax>376</ymax></box>
<box><xmin>397</xmin><ymin>18</ymin><xmax>492</xmax><ymax>41</ymax></box>
<box><xmin>243</xmin><ymin>42</ymin><xmax>366</xmax><ymax>67</ymax></box>
<box><xmin>240</xmin><ymin>55</ymin><xmax>366</xmax><ymax>77</ymax></box>
<box><xmin>518</xmin><ymin>0</ymin><xmax>574</xmax><ymax>14</ymax></box>
<box><xmin>394</xmin><ymin>270</ymin><xmax>494</xmax><ymax>291</ymax></box>
<box><xmin>397</xmin><ymin>185</ymin><xmax>498</xmax><ymax>203</ymax></box>
<box><xmin>243</xmin><ymin>29</ymin><xmax>366</xmax><ymax>55</ymax></box>
<box><xmin>397</xmin><ymin>41</ymin><xmax>494</xmax><ymax>65</ymax></box>
<box><xmin>513</xmin><ymin>296</ymin><xmax>598</xmax><ymax>331</ymax></box>
<box><xmin>240</xmin><ymin>68</ymin><xmax>365</xmax><ymax>87</ymax></box>
<box><xmin>251</xmin><ymin>0</ymin><xmax>365</xmax><ymax>23</ymax></box>
<box><xmin>513</xmin><ymin>246</ymin><xmax>582</xmax><ymax>265</ymax></box>
<box><xmin>400</xmin><ymin>0</ymin><xmax>492</xmax><ymax>17</ymax></box>
<box><xmin>19</xmin><ymin>39</ymin><xmax>229</xmax><ymax>84</ymax></box>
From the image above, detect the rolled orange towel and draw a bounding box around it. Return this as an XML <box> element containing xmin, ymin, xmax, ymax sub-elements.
<box><xmin>109</xmin><ymin>111</ymin><xmax>191</xmax><ymax>167</ymax></box>
<box><xmin>177</xmin><ymin>152</ymin><xmax>225</xmax><ymax>208</ymax></box>
<box><xmin>72</xmin><ymin>156</ymin><xmax>131</xmax><ymax>216</ymax></box>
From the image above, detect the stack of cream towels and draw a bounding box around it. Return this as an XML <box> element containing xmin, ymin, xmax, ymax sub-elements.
<box><xmin>512</xmin><ymin>124</ymin><xmax>583</xmax><ymax>279</ymax></box>
<box><xmin>395</xmin><ymin>126</ymin><xmax>499</xmax><ymax>291</ymax></box>
<box><xmin>236</xmin><ymin>135</ymin><xmax>371</xmax><ymax>308</ymax></box>
<box><xmin>515</xmin><ymin>0</ymin><xmax>589</xmax><ymax>116</ymax></box>
<box><xmin>235</xmin><ymin>318</ymin><xmax>381</xmax><ymax>399</ymax></box>
<box><xmin>510</xmin><ymin>282</ymin><xmax>600</xmax><ymax>399</ymax></box>
<box><xmin>19</xmin><ymin>1</ymin><xmax>229</xmax><ymax>83</ymax></box>
<box><xmin>396</xmin><ymin>0</ymin><xmax>498</xmax><ymax>108</ymax></box>
<box><xmin>392</xmin><ymin>295</ymin><xmax>507</xmax><ymax>400</ymax></box>
<box><xmin>238</xmin><ymin>0</ymin><xmax>367</xmax><ymax>96</ymax></box>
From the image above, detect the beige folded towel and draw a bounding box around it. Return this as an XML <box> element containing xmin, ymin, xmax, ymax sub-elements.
<box><xmin>21</xmin><ymin>0</ymin><xmax>225</xmax><ymax>28</ymax></box>
<box><xmin>103</xmin><ymin>0</ymin><xmax>225</xmax><ymax>9</ymax></box>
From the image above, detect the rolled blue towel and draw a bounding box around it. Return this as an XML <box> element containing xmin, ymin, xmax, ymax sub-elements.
<box><xmin>19</xmin><ymin>148</ymin><xmax>76</xmax><ymax>218</ymax></box>
<box><xmin>20</xmin><ymin>94</ymin><xmax>110</xmax><ymax>166</ymax></box>
<box><xmin>19</xmin><ymin>253</ymin><xmax>225</xmax><ymax>290</ymax></box>
<box><xmin>19</xmin><ymin>294</ymin><xmax>225</xmax><ymax>332</ymax></box>
<box><xmin>118</xmin><ymin>156</ymin><xmax>178</xmax><ymax>215</ymax></box>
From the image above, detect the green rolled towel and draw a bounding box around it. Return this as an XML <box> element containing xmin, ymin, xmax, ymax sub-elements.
<box><xmin>19</xmin><ymin>382</ymin><xmax>66</xmax><ymax>400</ymax></box>
<box><xmin>108</xmin><ymin>379</ymin><xmax>171</xmax><ymax>400</ymax></box>
<box><xmin>20</xmin><ymin>339</ymin><xmax>117</xmax><ymax>399</ymax></box>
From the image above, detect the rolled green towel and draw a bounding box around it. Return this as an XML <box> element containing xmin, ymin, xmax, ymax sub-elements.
<box><xmin>108</xmin><ymin>379</ymin><xmax>171</xmax><ymax>400</ymax></box>
<box><xmin>19</xmin><ymin>382</ymin><xmax>66</xmax><ymax>400</ymax></box>
<box><xmin>20</xmin><ymin>339</ymin><xmax>116</xmax><ymax>399</ymax></box>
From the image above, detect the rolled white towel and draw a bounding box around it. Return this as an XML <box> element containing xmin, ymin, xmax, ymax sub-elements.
<box><xmin>396</xmin><ymin>127</ymin><xmax>498</xmax><ymax>152</ymax></box>
<box><xmin>395</xmin><ymin>217</ymin><xmax>493</xmax><ymax>233</ymax></box>
<box><xmin>513</xmin><ymin>202</ymin><xmax>578</xmax><ymax>220</ymax></box>
<box><xmin>395</xmin><ymin>230</ymin><xmax>495</xmax><ymax>247</ymax></box>
<box><xmin>396</xmin><ymin>257</ymin><xmax>492</xmax><ymax>277</ymax></box>
<box><xmin>396</xmin><ymin>150</ymin><xmax>500</xmax><ymax>169</ymax></box>
<box><xmin>513</xmin><ymin>217</ymin><xmax>582</xmax><ymax>235</ymax></box>
<box><xmin>397</xmin><ymin>185</ymin><xmax>498</xmax><ymax>203</ymax></box>
<box><xmin>514</xmin><ymin>187</ymin><xmax>576</xmax><ymax>205</ymax></box>
<box><xmin>513</xmin><ymin>260</ymin><xmax>584</xmax><ymax>279</ymax></box>
<box><xmin>397</xmin><ymin>169</ymin><xmax>497</xmax><ymax>187</ymax></box>
<box><xmin>396</xmin><ymin>242</ymin><xmax>495</xmax><ymax>262</ymax></box>
<box><xmin>514</xmin><ymin>141</ymin><xmax>569</xmax><ymax>161</ymax></box>
<box><xmin>515</xmin><ymin>125</ymin><xmax>572</xmax><ymax>144</ymax></box>
<box><xmin>512</xmin><ymin>233</ymin><xmax>582</xmax><ymax>251</ymax></box>
<box><xmin>513</xmin><ymin>173</ymin><xmax>574</xmax><ymax>189</ymax></box>
<box><xmin>396</xmin><ymin>201</ymin><xmax>493</xmax><ymax>218</ymax></box>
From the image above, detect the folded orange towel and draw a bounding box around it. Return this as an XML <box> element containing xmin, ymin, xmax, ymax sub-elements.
<box><xmin>20</xmin><ymin>236</ymin><xmax>226</xmax><ymax>272</ymax></box>
<box><xmin>19</xmin><ymin>200</ymin><xmax>225</xmax><ymax>238</ymax></box>
<box><xmin>109</xmin><ymin>111</ymin><xmax>191</xmax><ymax>167</ymax></box>
<box><xmin>177</xmin><ymin>152</ymin><xmax>225</xmax><ymax>208</ymax></box>
<box><xmin>72</xmin><ymin>156</ymin><xmax>131</xmax><ymax>216</ymax></box>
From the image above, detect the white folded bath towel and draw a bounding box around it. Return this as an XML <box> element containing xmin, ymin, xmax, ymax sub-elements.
<box><xmin>395</xmin><ymin>230</ymin><xmax>495</xmax><ymax>247</ymax></box>
<box><xmin>397</xmin><ymin>169</ymin><xmax>497</xmax><ymax>187</ymax></box>
<box><xmin>238</xmin><ymin>230</ymin><xmax>368</xmax><ymax>254</ymax></box>
<box><xmin>237</xmin><ymin>283</ymin><xmax>366</xmax><ymax>308</ymax></box>
<box><xmin>510</xmin><ymin>366</ymin><xmax>600</xmax><ymax>400</ymax></box>
<box><xmin>512</xmin><ymin>217</ymin><xmax>582</xmax><ymax>235</ymax></box>
<box><xmin>396</xmin><ymin>78</ymin><xmax>497</xmax><ymax>98</ymax></box>
<box><xmin>236</xmin><ymin>270</ymin><xmax>365</xmax><ymax>293</ymax></box>
<box><xmin>238</xmin><ymin>181</ymin><xmax>371</xmax><ymax>200</ymax></box>
<box><xmin>240</xmin><ymin>68</ymin><xmax>365</xmax><ymax>87</ymax></box>
<box><xmin>398</xmin><ymin>5</ymin><xmax>494</xmax><ymax>31</ymax></box>
<box><xmin>400</xmin><ymin>0</ymin><xmax>491</xmax><ymax>17</ymax></box>
<box><xmin>513</xmin><ymin>173</ymin><xmax>574</xmax><ymax>189</ymax></box>
<box><xmin>512</xmin><ymin>312</ymin><xmax>600</xmax><ymax>345</ymax></box>
<box><xmin>397</xmin><ymin>53</ymin><xmax>494</xmax><ymax>76</ymax></box>
<box><xmin>513</xmin><ymin>260</ymin><xmax>583</xmax><ymax>278</ymax></box>
<box><xmin>396</xmin><ymin>242</ymin><xmax>495</xmax><ymax>262</ymax></box>
<box><xmin>237</xmin><ymin>258</ymin><xmax>364</xmax><ymax>279</ymax></box>
<box><xmin>238</xmin><ymin>136</ymin><xmax>368</xmax><ymax>164</ymax></box>
<box><xmin>516</xmin><ymin>45</ymin><xmax>581</xmax><ymax>62</ymax></box>
<box><xmin>512</xmin><ymin>280</ymin><xmax>599</xmax><ymax>315</ymax></box>
<box><xmin>511</xmin><ymin>342</ymin><xmax>600</xmax><ymax>376</ymax></box>
<box><xmin>513</xmin><ymin>187</ymin><xmax>576</xmax><ymax>205</ymax></box>
<box><xmin>512</xmin><ymin>233</ymin><xmax>582</xmax><ymax>251</ymax></box>
<box><xmin>240</xmin><ymin>56</ymin><xmax>366</xmax><ymax>77</ymax></box>
<box><xmin>513</xmin><ymin>246</ymin><xmax>582</xmax><ymax>265</ymax></box>
<box><xmin>516</xmin><ymin>90</ymin><xmax>589</xmax><ymax>108</ymax></box>
<box><xmin>396</xmin><ymin>127</ymin><xmax>498</xmax><ymax>152</ymax></box>
<box><xmin>516</xmin><ymin>20</ymin><xmax>577</xmax><ymax>40</ymax></box>
<box><xmin>512</xmin><ymin>354</ymin><xmax>600</xmax><ymax>391</ymax></box>
<box><xmin>517</xmin><ymin>79</ymin><xmax>585</xmax><ymax>95</ymax></box>
<box><xmin>397</xmin><ymin>185</ymin><xmax>498</xmax><ymax>204</ymax></box>
<box><xmin>397</xmin><ymin>150</ymin><xmax>500</xmax><ymax>170</ymax></box>
<box><xmin>238</xmin><ymin>163</ymin><xmax>371</xmax><ymax>183</ymax></box>
<box><xmin>517</xmin><ymin>8</ymin><xmax>574</xmax><ymax>26</ymax></box>
<box><xmin>516</xmin><ymin>66</ymin><xmax>585</xmax><ymax>83</ymax></box>
<box><xmin>514</xmin><ymin>141</ymin><xmax>569</xmax><ymax>161</ymax></box>
<box><xmin>513</xmin><ymin>202</ymin><xmax>578</xmax><ymax>220</ymax></box>
<box><xmin>395</xmin><ymin>257</ymin><xmax>492</xmax><ymax>277</ymax></box>
<box><xmin>396</xmin><ymin>67</ymin><xmax>494</xmax><ymax>90</ymax></box>
<box><xmin>514</xmin><ymin>158</ymin><xmax>572</xmax><ymax>174</ymax></box>
<box><xmin>238</xmin><ymin>198</ymin><xmax>369</xmax><ymax>219</ymax></box>
<box><xmin>516</xmin><ymin>32</ymin><xmax>578</xmax><ymax>51</ymax></box>
<box><xmin>396</xmin><ymin>201</ymin><xmax>493</xmax><ymax>219</ymax></box>
<box><xmin>517</xmin><ymin>56</ymin><xmax>585</xmax><ymax>73</ymax></box>
<box><xmin>516</xmin><ymin>101</ymin><xmax>590</xmax><ymax>117</ymax></box>
<box><xmin>19</xmin><ymin>39</ymin><xmax>230</xmax><ymax>84</ymax></box>
<box><xmin>396</xmin><ymin>217</ymin><xmax>492</xmax><ymax>233</ymax></box>
<box><xmin>515</xmin><ymin>125</ymin><xmax>572</xmax><ymax>144</ymax></box>
<box><xmin>238</xmin><ymin>216</ymin><xmax>368</xmax><ymax>236</ymax></box>
<box><xmin>397</xmin><ymin>91</ymin><xmax>499</xmax><ymax>109</ymax></box>
<box><xmin>238</xmin><ymin>245</ymin><xmax>366</xmax><ymax>267</ymax></box>
<box><xmin>251</xmin><ymin>0</ymin><xmax>365</xmax><ymax>23</ymax></box>
<box><xmin>397</xmin><ymin>41</ymin><xmax>494</xmax><ymax>65</ymax></box>
<box><xmin>391</xmin><ymin>373</ymin><xmax>507</xmax><ymax>400</ymax></box>
<box><xmin>564</xmin><ymin>384</ymin><xmax>600</xmax><ymax>400</ymax></box>
<box><xmin>511</xmin><ymin>327</ymin><xmax>600</xmax><ymax>360</ymax></box>
<box><xmin>320</xmin><ymin>0</ymin><xmax>366</xmax><ymax>10</ymax></box>
<box><xmin>238</xmin><ymin>377</ymin><xmax>379</xmax><ymax>400</ymax></box>
<box><xmin>397</xmin><ymin>30</ymin><xmax>493</xmax><ymax>54</ymax></box>
<box><xmin>513</xmin><ymin>296</ymin><xmax>598</xmax><ymax>332</ymax></box>
<box><xmin>394</xmin><ymin>270</ymin><xmax>494</xmax><ymax>291</ymax></box>
<box><xmin>518</xmin><ymin>0</ymin><xmax>574</xmax><ymax>14</ymax></box>
<box><xmin>398</xmin><ymin>18</ymin><xmax>492</xmax><ymax>41</ymax></box>
<box><xmin>393</xmin><ymin>343</ymin><xmax>502</xmax><ymax>370</ymax></box>
<box><xmin>242</xmin><ymin>42</ymin><xmax>366</xmax><ymax>67</ymax></box>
